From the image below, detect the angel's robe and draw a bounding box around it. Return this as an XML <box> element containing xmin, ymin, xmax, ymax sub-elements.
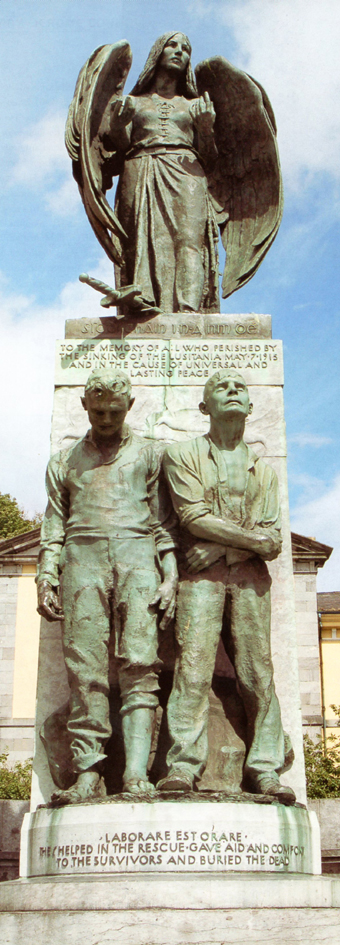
<box><xmin>112</xmin><ymin>93</ymin><xmax>220</xmax><ymax>313</ymax></box>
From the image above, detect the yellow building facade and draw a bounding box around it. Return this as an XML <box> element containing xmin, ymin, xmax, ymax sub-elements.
<box><xmin>318</xmin><ymin>593</ymin><xmax>340</xmax><ymax>744</ymax></box>
<box><xmin>0</xmin><ymin>530</ymin><xmax>40</xmax><ymax>763</ymax></box>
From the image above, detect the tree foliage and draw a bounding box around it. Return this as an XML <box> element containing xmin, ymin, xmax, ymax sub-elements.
<box><xmin>0</xmin><ymin>751</ymin><xmax>32</xmax><ymax>799</ymax></box>
<box><xmin>0</xmin><ymin>492</ymin><xmax>42</xmax><ymax>539</ymax></box>
<box><xmin>304</xmin><ymin>705</ymin><xmax>340</xmax><ymax>798</ymax></box>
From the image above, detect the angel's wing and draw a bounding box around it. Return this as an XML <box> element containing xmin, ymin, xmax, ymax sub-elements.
<box><xmin>195</xmin><ymin>56</ymin><xmax>283</xmax><ymax>299</ymax></box>
<box><xmin>65</xmin><ymin>41</ymin><xmax>132</xmax><ymax>267</ymax></box>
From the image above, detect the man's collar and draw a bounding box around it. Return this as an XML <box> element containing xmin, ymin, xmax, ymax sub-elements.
<box><xmin>85</xmin><ymin>423</ymin><xmax>131</xmax><ymax>449</ymax></box>
<box><xmin>206</xmin><ymin>434</ymin><xmax>258</xmax><ymax>470</ymax></box>
<box><xmin>245</xmin><ymin>445</ymin><xmax>258</xmax><ymax>470</ymax></box>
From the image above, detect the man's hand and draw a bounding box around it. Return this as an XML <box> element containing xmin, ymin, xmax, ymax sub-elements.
<box><xmin>252</xmin><ymin>529</ymin><xmax>282</xmax><ymax>561</ymax></box>
<box><xmin>151</xmin><ymin>550</ymin><xmax>178</xmax><ymax>630</ymax></box>
<box><xmin>151</xmin><ymin>577</ymin><xmax>177</xmax><ymax>630</ymax></box>
<box><xmin>190</xmin><ymin>92</ymin><xmax>215</xmax><ymax>137</ymax></box>
<box><xmin>37</xmin><ymin>581</ymin><xmax>64</xmax><ymax>622</ymax></box>
<box><xmin>186</xmin><ymin>541</ymin><xmax>225</xmax><ymax>574</ymax></box>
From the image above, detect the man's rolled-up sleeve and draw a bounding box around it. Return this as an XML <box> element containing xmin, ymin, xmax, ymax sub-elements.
<box><xmin>37</xmin><ymin>454</ymin><xmax>69</xmax><ymax>587</ymax></box>
<box><xmin>147</xmin><ymin>448</ymin><xmax>178</xmax><ymax>553</ymax></box>
<box><xmin>259</xmin><ymin>464</ymin><xmax>282</xmax><ymax>535</ymax></box>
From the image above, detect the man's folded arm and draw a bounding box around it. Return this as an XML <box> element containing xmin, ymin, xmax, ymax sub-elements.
<box><xmin>163</xmin><ymin>449</ymin><xmax>281</xmax><ymax>560</ymax></box>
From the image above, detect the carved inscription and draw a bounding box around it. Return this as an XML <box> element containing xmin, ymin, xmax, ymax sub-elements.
<box><xmin>169</xmin><ymin>342</ymin><xmax>280</xmax><ymax>383</ymax></box>
<box><xmin>25</xmin><ymin>802</ymin><xmax>318</xmax><ymax>877</ymax></box>
<box><xmin>37</xmin><ymin>827</ymin><xmax>306</xmax><ymax>874</ymax></box>
<box><xmin>57</xmin><ymin>340</ymin><xmax>169</xmax><ymax>383</ymax></box>
<box><xmin>64</xmin><ymin>314</ymin><xmax>272</xmax><ymax>341</ymax></box>
<box><xmin>55</xmin><ymin>340</ymin><xmax>283</xmax><ymax>386</ymax></box>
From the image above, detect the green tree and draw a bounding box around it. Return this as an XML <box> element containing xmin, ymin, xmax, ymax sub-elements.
<box><xmin>304</xmin><ymin>705</ymin><xmax>340</xmax><ymax>798</ymax></box>
<box><xmin>0</xmin><ymin>751</ymin><xmax>32</xmax><ymax>799</ymax></box>
<box><xmin>0</xmin><ymin>492</ymin><xmax>42</xmax><ymax>539</ymax></box>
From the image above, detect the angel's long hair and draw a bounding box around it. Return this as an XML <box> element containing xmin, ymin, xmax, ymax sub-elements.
<box><xmin>130</xmin><ymin>32</ymin><xmax>198</xmax><ymax>99</ymax></box>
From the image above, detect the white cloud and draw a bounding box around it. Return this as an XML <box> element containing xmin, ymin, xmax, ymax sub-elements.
<box><xmin>290</xmin><ymin>474</ymin><xmax>340</xmax><ymax>591</ymax></box>
<box><xmin>11</xmin><ymin>111</ymin><xmax>67</xmax><ymax>185</ymax></box>
<box><xmin>262</xmin><ymin>200</ymin><xmax>339</xmax><ymax>288</ymax></box>
<box><xmin>218</xmin><ymin>0</ymin><xmax>340</xmax><ymax>190</ymax></box>
<box><xmin>289</xmin><ymin>471</ymin><xmax>325</xmax><ymax>504</ymax></box>
<box><xmin>10</xmin><ymin>110</ymin><xmax>81</xmax><ymax>217</ymax></box>
<box><xmin>45</xmin><ymin>176</ymin><xmax>82</xmax><ymax>217</ymax></box>
<box><xmin>188</xmin><ymin>0</ymin><xmax>217</xmax><ymax>17</ymax></box>
<box><xmin>289</xmin><ymin>433</ymin><xmax>333</xmax><ymax>448</ymax></box>
<box><xmin>0</xmin><ymin>257</ymin><xmax>115</xmax><ymax>516</ymax></box>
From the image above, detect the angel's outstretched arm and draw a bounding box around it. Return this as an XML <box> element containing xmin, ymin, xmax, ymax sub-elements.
<box><xmin>106</xmin><ymin>95</ymin><xmax>136</xmax><ymax>151</ymax></box>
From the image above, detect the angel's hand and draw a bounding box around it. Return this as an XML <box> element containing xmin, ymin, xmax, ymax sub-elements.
<box><xmin>111</xmin><ymin>95</ymin><xmax>136</xmax><ymax>128</ymax></box>
<box><xmin>186</xmin><ymin>541</ymin><xmax>225</xmax><ymax>573</ymax></box>
<box><xmin>190</xmin><ymin>92</ymin><xmax>215</xmax><ymax>137</ymax></box>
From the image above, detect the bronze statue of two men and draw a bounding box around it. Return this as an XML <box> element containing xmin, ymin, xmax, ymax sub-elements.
<box><xmin>37</xmin><ymin>367</ymin><xmax>295</xmax><ymax>807</ymax></box>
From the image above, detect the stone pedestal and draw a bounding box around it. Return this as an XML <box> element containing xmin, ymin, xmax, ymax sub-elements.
<box><xmin>20</xmin><ymin>799</ymin><xmax>321</xmax><ymax>878</ymax></box>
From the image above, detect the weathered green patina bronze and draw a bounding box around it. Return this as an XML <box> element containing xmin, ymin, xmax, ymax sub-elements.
<box><xmin>66</xmin><ymin>32</ymin><xmax>283</xmax><ymax>316</ymax></box>
<box><xmin>37</xmin><ymin>369</ymin><xmax>178</xmax><ymax>804</ymax></box>
<box><xmin>157</xmin><ymin>369</ymin><xmax>295</xmax><ymax>805</ymax></box>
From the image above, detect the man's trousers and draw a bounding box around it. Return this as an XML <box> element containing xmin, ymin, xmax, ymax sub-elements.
<box><xmin>61</xmin><ymin>536</ymin><xmax>161</xmax><ymax>773</ymax></box>
<box><xmin>166</xmin><ymin>555</ymin><xmax>286</xmax><ymax>785</ymax></box>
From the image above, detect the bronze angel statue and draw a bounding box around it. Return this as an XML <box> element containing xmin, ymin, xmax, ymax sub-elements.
<box><xmin>66</xmin><ymin>31</ymin><xmax>283</xmax><ymax>317</ymax></box>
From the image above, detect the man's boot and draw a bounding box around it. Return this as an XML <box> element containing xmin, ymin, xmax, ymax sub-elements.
<box><xmin>121</xmin><ymin>706</ymin><xmax>156</xmax><ymax>795</ymax></box>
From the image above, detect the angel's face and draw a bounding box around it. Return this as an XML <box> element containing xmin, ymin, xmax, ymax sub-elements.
<box><xmin>159</xmin><ymin>34</ymin><xmax>191</xmax><ymax>74</ymax></box>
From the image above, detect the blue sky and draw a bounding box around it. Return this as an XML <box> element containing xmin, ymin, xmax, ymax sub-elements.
<box><xmin>0</xmin><ymin>0</ymin><xmax>339</xmax><ymax>589</ymax></box>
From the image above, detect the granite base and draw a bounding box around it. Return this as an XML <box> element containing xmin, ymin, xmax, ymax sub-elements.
<box><xmin>0</xmin><ymin>873</ymin><xmax>340</xmax><ymax>945</ymax></box>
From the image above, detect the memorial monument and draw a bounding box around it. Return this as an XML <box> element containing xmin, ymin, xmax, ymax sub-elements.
<box><xmin>23</xmin><ymin>20</ymin><xmax>317</xmax><ymax>868</ymax></box>
<box><xmin>3</xmin><ymin>28</ymin><xmax>339</xmax><ymax>945</ymax></box>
